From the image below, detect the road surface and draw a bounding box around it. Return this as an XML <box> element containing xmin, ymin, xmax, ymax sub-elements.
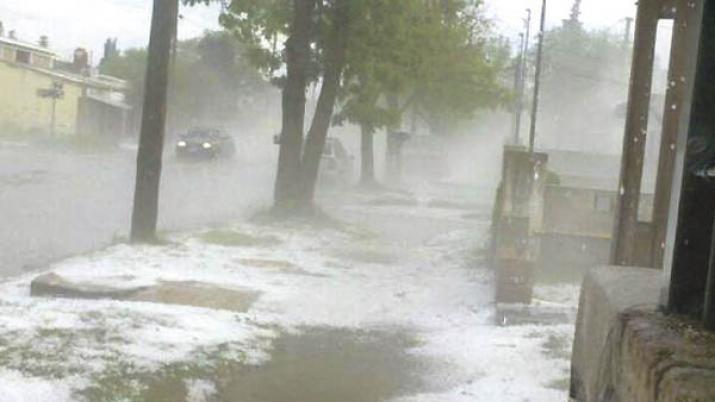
<box><xmin>0</xmin><ymin>143</ymin><xmax>275</xmax><ymax>277</ymax></box>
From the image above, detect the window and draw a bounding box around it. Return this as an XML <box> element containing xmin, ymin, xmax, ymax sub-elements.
<box><xmin>15</xmin><ymin>49</ymin><xmax>30</xmax><ymax>64</ymax></box>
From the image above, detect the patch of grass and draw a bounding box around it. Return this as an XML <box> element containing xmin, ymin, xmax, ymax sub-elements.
<box><xmin>546</xmin><ymin>377</ymin><xmax>571</xmax><ymax>391</ymax></box>
<box><xmin>366</xmin><ymin>196</ymin><xmax>419</xmax><ymax>207</ymax></box>
<box><xmin>426</xmin><ymin>199</ymin><xmax>479</xmax><ymax>211</ymax></box>
<box><xmin>541</xmin><ymin>334</ymin><xmax>572</xmax><ymax>361</ymax></box>
<box><xmin>200</xmin><ymin>230</ymin><xmax>281</xmax><ymax>248</ymax></box>
<box><xmin>78</xmin><ymin>344</ymin><xmax>247</xmax><ymax>402</ymax></box>
<box><xmin>333</xmin><ymin>247</ymin><xmax>400</xmax><ymax>265</ymax></box>
<box><xmin>239</xmin><ymin>259</ymin><xmax>299</xmax><ymax>270</ymax></box>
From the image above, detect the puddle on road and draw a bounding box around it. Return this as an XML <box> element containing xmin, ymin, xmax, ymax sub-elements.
<box><xmin>217</xmin><ymin>327</ymin><xmax>439</xmax><ymax>402</ymax></box>
<box><xmin>85</xmin><ymin>326</ymin><xmax>447</xmax><ymax>402</ymax></box>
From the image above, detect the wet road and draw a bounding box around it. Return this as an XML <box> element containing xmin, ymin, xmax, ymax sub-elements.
<box><xmin>0</xmin><ymin>144</ymin><xmax>275</xmax><ymax>278</ymax></box>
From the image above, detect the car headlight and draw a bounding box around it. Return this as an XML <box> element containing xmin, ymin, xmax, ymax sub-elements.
<box><xmin>202</xmin><ymin>142</ymin><xmax>212</xmax><ymax>149</ymax></box>
<box><xmin>177</xmin><ymin>141</ymin><xmax>187</xmax><ymax>147</ymax></box>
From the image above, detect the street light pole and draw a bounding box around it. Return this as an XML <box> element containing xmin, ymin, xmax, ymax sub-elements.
<box><xmin>529</xmin><ymin>0</ymin><xmax>546</xmax><ymax>155</ymax></box>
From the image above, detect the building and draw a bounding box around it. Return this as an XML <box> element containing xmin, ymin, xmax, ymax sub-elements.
<box><xmin>0</xmin><ymin>26</ymin><xmax>130</xmax><ymax>140</ymax></box>
<box><xmin>536</xmin><ymin>150</ymin><xmax>655</xmax><ymax>280</ymax></box>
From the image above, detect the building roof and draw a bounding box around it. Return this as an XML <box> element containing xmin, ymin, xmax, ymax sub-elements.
<box><xmin>0</xmin><ymin>57</ymin><xmax>127</xmax><ymax>92</ymax></box>
<box><xmin>85</xmin><ymin>93</ymin><xmax>131</xmax><ymax>110</ymax></box>
<box><xmin>0</xmin><ymin>36</ymin><xmax>57</xmax><ymax>57</ymax></box>
<box><xmin>544</xmin><ymin>149</ymin><xmax>657</xmax><ymax>192</ymax></box>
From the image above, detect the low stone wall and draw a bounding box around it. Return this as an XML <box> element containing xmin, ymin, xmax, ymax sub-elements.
<box><xmin>570</xmin><ymin>266</ymin><xmax>715</xmax><ymax>402</ymax></box>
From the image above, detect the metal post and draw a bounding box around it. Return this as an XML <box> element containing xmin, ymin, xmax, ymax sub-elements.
<box><xmin>522</xmin><ymin>9</ymin><xmax>532</xmax><ymax>91</ymax></box>
<box><xmin>514</xmin><ymin>10</ymin><xmax>532</xmax><ymax>146</ymax></box>
<box><xmin>50</xmin><ymin>96</ymin><xmax>57</xmax><ymax>138</ymax></box>
<box><xmin>624</xmin><ymin>17</ymin><xmax>634</xmax><ymax>47</ymax></box>
<box><xmin>528</xmin><ymin>0</ymin><xmax>546</xmax><ymax>155</ymax></box>
<box><xmin>610</xmin><ymin>0</ymin><xmax>660</xmax><ymax>266</ymax></box>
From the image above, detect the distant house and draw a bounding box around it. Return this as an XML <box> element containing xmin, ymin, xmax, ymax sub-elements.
<box><xmin>537</xmin><ymin>150</ymin><xmax>655</xmax><ymax>278</ymax></box>
<box><xmin>0</xmin><ymin>28</ymin><xmax>130</xmax><ymax>140</ymax></box>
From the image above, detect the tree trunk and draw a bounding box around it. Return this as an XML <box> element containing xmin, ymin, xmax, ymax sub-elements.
<box><xmin>385</xmin><ymin>93</ymin><xmax>401</xmax><ymax>184</ymax></box>
<box><xmin>130</xmin><ymin>0</ymin><xmax>178</xmax><ymax>243</ymax></box>
<box><xmin>298</xmin><ymin>0</ymin><xmax>350</xmax><ymax>206</ymax></box>
<box><xmin>274</xmin><ymin>0</ymin><xmax>316</xmax><ymax>211</ymax></box>
<box><xmin>360</xmin><ymin>124</ymin><xmax>375</xmax><ymax>185</ymax></box>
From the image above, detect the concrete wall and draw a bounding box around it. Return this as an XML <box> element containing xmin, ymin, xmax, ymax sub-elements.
<box><xmin>76</xmin><ymin>96</ymin><xmax>127</xmax><ymax>140</ymax></box>
<box><xmin>544</xmin><ymin>185</ymin><xmax>655</xmax><ymax>238</ymax></box>
<box><xmin>571</xmin><ymin>266</ymin><xmax>715</xmax><ymax>402</ymax></box>
<box><xmin>492</xmin><ymin>146</ymin><xmax>549</xmax><ymax>303</ymax></box>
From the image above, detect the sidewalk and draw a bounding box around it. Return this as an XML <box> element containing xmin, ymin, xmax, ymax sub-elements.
<box><xmin>0</xmin><ymin>186</ymin><xmax>578</xmax><ymax>401</ymax></box>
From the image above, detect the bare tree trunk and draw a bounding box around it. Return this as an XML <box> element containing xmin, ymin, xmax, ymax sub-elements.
<box><xmin>130</xmin><ymin>0</ymin><xmax>178</xmax><ymax>243</ymax></box>
<box><xmin>360</xmin><ymin>124</ymin><xmax>375</xmax><ymax>185</ymax></box>
<box><xmin>274</xmin><ymin>0</ymin><xmax>316</xmax><ymax>211</ymax></box>
<box><xmin>298</xmin><ymin>0</ymin><xmax>350</xmax><ymax>206</ymax></box>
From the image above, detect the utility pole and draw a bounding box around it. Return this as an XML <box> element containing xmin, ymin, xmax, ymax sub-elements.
<box><xmin>528</xmin><ymin>0</ymin><xmax>546</xmax><ymax>155</ymax></box>
<box><xmin>513</xmin><ymin>9</ymin><xmax>532</xmax><ymax>146</ymax></box>
<box><xmin>624</xmin><ymin>17</ymin><xmax>634</xmax><ymax>47</ymax></box>
<box><xmin>511</xmin><ymin>33</ymin><xmax>525</xmax><ymax>145</ymax></box>
<box><xmin>130</xmin><ymin>0</ymin><xmax>179</xmax><ymax>243</ymax></box>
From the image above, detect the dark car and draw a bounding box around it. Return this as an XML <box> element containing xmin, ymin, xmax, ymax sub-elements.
<box><xmin>175</xmin><ymin>128</ymin><xmax>236</xmax><ymax>160</ymax></box>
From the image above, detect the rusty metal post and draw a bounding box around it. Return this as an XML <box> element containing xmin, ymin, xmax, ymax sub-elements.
<box><xmin>652</xmin><ymin>0</ymin><xmax>702</xmax><ymax>268</ymax></box>
<box><xmin>610</xmin><ymin>0</ymin><xmax>660</xmax><ymax>266</ymax></box>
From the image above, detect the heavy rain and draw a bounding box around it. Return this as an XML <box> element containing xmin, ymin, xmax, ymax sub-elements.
<box><xmin>0</xmin><ymin>0</ymin><xmax>714</xmax><ymax>401</ymax></box>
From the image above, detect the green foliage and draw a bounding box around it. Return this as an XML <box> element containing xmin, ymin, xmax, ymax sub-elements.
<box><xmin>536</xmin><ymin>20</ymin><xmax>631</xmax><ymax>150</ymax></box>
<box><xmin>334</xmin><ymin>0</ymin><xmax>510</xmax><ymax>136</ymax></box>
<box><xmin>99</xmin><ymin>31</ymin><xmax>273</xmax><ymax>128</ymax></box>
<box><xmin>100</xmin><ymin>48</ymin><xmax>148</xmax><ymax>108</ymax></box>
<box><xmin>211</xmin><ymin>0</ymin><xmax>508</xmax><ymax>136</ymax></box>
<box><xmin>199</xmin><ymin>229</ymin><xmax>282</xmax><ymax>247</ymax></box>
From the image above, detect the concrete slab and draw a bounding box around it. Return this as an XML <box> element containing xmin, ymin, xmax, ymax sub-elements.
<box><xmin>570</xmin><ymin>265</ymin><xmax>662</xmax><ymax>402</ymax></box>
<box><xmin>31</xmin><ymin>272</ymin><xmax>260</xmax><ymax>313</ymax></box>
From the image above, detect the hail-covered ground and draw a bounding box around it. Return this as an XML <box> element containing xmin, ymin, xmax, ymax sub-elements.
<box><xmin>0</xmin><ymin>183</ymin><xmax>579</xmax><ymax>402</ymax></box>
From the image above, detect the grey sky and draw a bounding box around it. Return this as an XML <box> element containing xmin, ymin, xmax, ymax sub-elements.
<box><xmin>486</xmin><ymin>0</ymin><xmax>636</xmax><ymax>38</ymax></box>
<box><xmin>0</xmin><ymin>0</ymin><xmax>641</xmax><ymax>62</ymax></box>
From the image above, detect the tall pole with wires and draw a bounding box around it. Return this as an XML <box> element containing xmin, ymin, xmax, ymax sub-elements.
<box><xmin>514</xmin><ymin>9</ymin><xmax>532</xmax><ymax>146</ymax></box>
<box><xmin>529</xmin><ymin>0</ymin><xmax>546</xmax><ymax>155</ymax></box>
<box><xmin>511</xmin><ymin>33</ymin><xmax>525</xmax><ymax>144</ymax></box>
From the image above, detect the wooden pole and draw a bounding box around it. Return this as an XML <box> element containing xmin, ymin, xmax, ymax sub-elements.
<box><xmin>130</xmin><ymin>0</ymin><xmax>179</xmax><ymax>242</ymax></box>
<box><xmin>610</xmin><ymin>0</ymin><xmax>659</xmax><ymax>266</ymax></box>
<box><xmin>512</xmin><ymin>33</ymin><xmax>525</xmax><ymax>145</ymax></box>
<box><xmin>652</xmin><ymin>0</ymin><xmax>701</xmax><ymax>268</ymax></box>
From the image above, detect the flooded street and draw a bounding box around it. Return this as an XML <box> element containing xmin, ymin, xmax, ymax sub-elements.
<box><xmin>0</xmin><ymin>144</ymin><xmax>274</xmax><ymax>277</ymax></box>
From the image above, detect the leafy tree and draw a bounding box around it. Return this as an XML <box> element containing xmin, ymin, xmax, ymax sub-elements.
<box><xmin>190</xmin><ymin>0</ymin><xmax>508</xmax><ymax>207</ymax></box>
<box><xmin>100</xmin><ymin>31</ymin><xmax>274</xmax><ymax>133</ymax></box>
<box><xmin>335</xmin><ymin>0</ymin><xmax>509</xmax><ymax>184</ymax></box>
<box><xmin>536</xmin><ymin>13</ymin><xmax>631</xmax><ymax>153</ymax></box>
